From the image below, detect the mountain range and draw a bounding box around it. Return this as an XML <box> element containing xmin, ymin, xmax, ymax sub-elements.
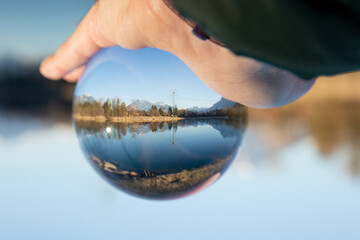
<box><xmin>207</xmin><ymin>97</ymin><xmax>236</xmax><ymax>111</ymax></box>
<box><xmin>128</xmin><ymin>98</ymin><xmax>171</xmax><ymax>111</ymax></box>
<box><xmin>75</xmin><ymin>94</ymin><xmax>96</xmax><ymax>104</ymax></box>
<box><xmin>76</xmin><ymin>95</ymin><xmax>236</xmax><ymax>112</ymax></box>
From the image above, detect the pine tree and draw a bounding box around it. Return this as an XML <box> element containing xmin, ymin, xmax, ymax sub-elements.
<box><xmin>167</xmin><ymin>106</ymin><xmax>173</xmax><ymax>116</ymax></box>
<box><xmin>116</xmin><ymin>98</ymin><xmax>121</xmax><ymax>116</ymax></box>
<box><xmin>173</xmin><ymin>105</ymin><xmax>178</xmax><ymax>116</ymax></box>
<box><xmin>120</xmin><ymin>102</ymin><xmax>127</xmax><ymax>116</ymax></box>
<box><xmin>103</xmin><ymin>99</ymin><xmax>111</xmax><ymax>117</ymax></box>
<box><xmin>150</xmin><ymin>105</ymin><xmax>159</xmax><ymax>116</ymax></box>
<box><xmin>112</xmin><ymin>98</ymin><xmax>116</xmax><ymax>116</ymax></box>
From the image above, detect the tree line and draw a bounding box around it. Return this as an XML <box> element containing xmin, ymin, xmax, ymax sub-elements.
<box><xmin>74</xmin><ymin>98</ymin><xmax>179</xmax><ymax>118</ymax></box>
<box><xmin>73</xmin><ymin>97</ymin><xmax>245</xmax><ymax>119</ymax></box>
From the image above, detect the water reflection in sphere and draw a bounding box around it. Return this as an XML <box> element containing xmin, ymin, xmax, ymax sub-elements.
<box><xmin>73</xmin><ymin>46</ymin><xmax>248</xmax><ymax>199</ymax></box>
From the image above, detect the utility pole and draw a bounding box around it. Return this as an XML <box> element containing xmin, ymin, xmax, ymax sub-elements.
<box><xmin>172</xmin><ymin>90</ymin><xmax>175</xmax><ymax>110</ymax></box>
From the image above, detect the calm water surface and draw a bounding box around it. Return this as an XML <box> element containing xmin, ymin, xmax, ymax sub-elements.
<box><xmin>75</xmin><ymin>118</ymin><xmax>245</xmax><ymax>199</ymax></box>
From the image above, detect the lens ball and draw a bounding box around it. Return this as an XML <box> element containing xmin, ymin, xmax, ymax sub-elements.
<box><xmin>73</xmin><ymin>46</ymin><xmax>247</xmax><ymax>199</ymax></box>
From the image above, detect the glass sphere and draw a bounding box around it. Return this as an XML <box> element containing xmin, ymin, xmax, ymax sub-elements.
<box><xmin>73</xmin><ymin>46</ymin><xmax>247</xmax><ymax>199</ymax></box>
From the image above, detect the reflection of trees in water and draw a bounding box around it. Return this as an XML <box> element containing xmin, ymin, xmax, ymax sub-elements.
<box><xmin>74</xmin><ymin>114</ymin><xmax>247</xmax><ymax>141</ymax></box>
<box><xmin>75</xmin><ymin>117</ymin><xmax>245</xmax><ymax>199</ymax></box>
<box><xmin>250</xmin><ymin>101</ymin><xmax>360</xmax><ymax>177</ymax></box>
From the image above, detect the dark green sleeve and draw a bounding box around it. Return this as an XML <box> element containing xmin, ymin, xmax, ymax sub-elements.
<box><xmin>171</xmin><ymin>0</ymin><xmax>360</xmax><ymax>79</ymax></box>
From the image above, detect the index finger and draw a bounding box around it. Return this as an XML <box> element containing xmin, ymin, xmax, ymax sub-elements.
<box><xmin>39</xmin><ymin>3</ymin><xmax>112</xmax><ymax>80</ymax></box>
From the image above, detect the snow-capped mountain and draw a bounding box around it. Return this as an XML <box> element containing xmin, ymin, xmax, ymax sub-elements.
<box><xmin>75</xmin><ymin>94</ymin><xmax>96</xmax><ymax>103</ymax></box>
<box><xmin>207</xmin><ymin>97</ymin><xmax>236</xmax><ymax>111</ymax></box>
<box><xmin>128</xmin><ymin>99</ymin><xmax>170</xmax><ymax>111</ymax></box>
<box><xmin>184</xmin><ymin>98</ymin><xmax>236</xmax><ymax>112</ymax></box>
<box><xmin>154</xmin><ymin>101</ymin><xmax>171</xmax><ymax>110</ymax></box>
<box><xmin>128</xmin><ymin>98</ymin><xmax>152</xmax><ymax>110</ymax></box>
<box><xmin>74</xmin><ymin>95</ymin><xmax>237</xmax><ymax>112</ymax></box>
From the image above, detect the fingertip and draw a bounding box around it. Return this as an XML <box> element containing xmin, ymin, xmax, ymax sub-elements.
<box><xmin>39</xmin><ymin>55</ymin><xmax>68</xmax><ymax>80</ymax></box>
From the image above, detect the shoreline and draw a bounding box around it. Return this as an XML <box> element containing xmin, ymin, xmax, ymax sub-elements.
<box><xmin>72</xmin><ymin>114</ymin><xmax>184</xmax><ymax>123</ymax></box>
<box><xmin>73</xmin><ymin>114</ymin><xmax>231</xmax><ymax>123</ymax></box>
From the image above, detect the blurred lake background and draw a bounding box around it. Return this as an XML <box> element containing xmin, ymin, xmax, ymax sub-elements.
<box><xmin>0</xmin><ymin>1</ymin><xmax>360</xmax><ymax>239</ymax></box>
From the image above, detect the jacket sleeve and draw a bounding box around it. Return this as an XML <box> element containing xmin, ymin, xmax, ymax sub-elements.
<box><xmin>169</xmin><ymin>0</ymin><xmax>360</xmax><ymax>79</ymax></box>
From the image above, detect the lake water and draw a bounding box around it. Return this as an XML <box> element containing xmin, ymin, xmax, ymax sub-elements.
<box><xmin>0</xmin><ymin>102</ymin><xmax>359</xmax><ymax>240</ymax></box>
<box><xmin>74</xmin><ymin>118</ymin><xmax>246</xmax><ymax>199</ymax></box>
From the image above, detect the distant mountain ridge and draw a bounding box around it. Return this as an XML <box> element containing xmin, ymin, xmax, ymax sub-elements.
<box><xmin>75</xmin><ymin>95</ymin><xmax>236</xmax><ymax>112</ymax></box>
<box><xmin>128</xmin><ymin>99</ymin><xmax>171</xmax><ymax>111</ymax></box>
<box><xmin>207</xmin><ymin>97</ymin><xmax>236</xmax><ymax>111</ymax></box>
<box><xmin>75</xmin><ymin>94</ymin><xmax>96</xmax><ymax>104</ymax></box>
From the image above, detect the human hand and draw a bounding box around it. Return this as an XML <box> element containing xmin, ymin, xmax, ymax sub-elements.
<box><xmin>40</xmin><ymin>0</ymin><xmax>315</xmax><ymax>108</ymax></box>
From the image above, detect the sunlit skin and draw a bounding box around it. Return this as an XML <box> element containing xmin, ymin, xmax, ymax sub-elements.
<box><xmin>39</xmin><ymin>0</ymin><xmax>316</xmax><ymax>109</ymax></box>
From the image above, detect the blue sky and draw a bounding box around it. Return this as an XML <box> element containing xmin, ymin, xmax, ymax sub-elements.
<box><xmin>0</xmin><ymin>0</ymin><xmax>92</xmax><ymax>59</ymax></box>
<box><xmin>75</xmin><ymin>47</ymin><xmax>221</xmax><ymax>109</ymax></box>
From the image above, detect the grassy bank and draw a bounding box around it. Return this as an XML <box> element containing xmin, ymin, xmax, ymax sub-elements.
<box><xmin>73</xmin><ymin>114</ymin><xmax>184</xmax><ymax>123</ymax></box>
